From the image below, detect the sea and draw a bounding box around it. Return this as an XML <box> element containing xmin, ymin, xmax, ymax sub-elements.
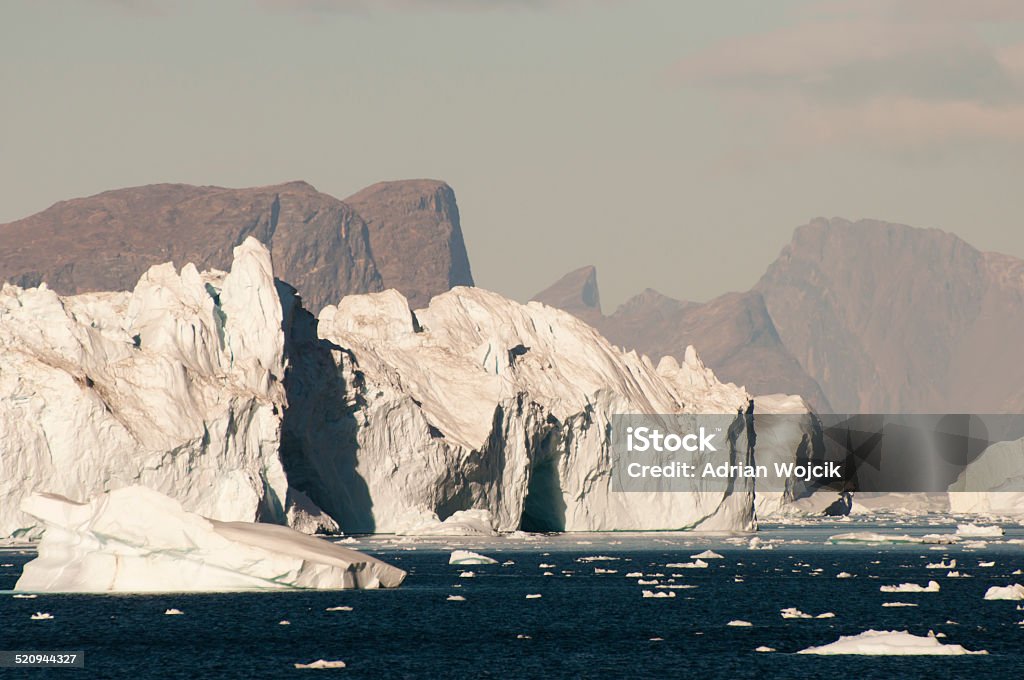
<box><xmin>2</xmin><ymin>517</ymin><xmax>1022</xmax><ymax>679</ymax></box>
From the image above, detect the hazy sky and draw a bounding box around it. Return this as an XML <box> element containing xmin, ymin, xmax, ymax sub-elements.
<box><xmin>2</xmin><ymin>0</ymin><xmax>1022</xmax><ymax>308</ymax></box>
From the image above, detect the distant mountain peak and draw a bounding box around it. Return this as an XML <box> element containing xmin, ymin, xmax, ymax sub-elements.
<box><xmin>532</xmin><ymin>265</ymin><xmax>602</xmax><ymax>319</ymax></box>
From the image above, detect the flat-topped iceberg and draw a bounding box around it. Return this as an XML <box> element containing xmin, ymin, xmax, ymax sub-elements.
<box><xmin>797</xmin><ymin>630</ymin><xmax>986</xmax><ymax>655</ymax></box>
<box><xmin>14</xmin><ymin>487</ymin><xmax>405</xmax><ymax>592</ymax></box>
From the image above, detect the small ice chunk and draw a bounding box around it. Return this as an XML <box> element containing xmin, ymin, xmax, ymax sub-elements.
<box><xmin>665</xmin><ymin>560</ymin><xmax>708</xmax><ymax>569</ymax></box>
<box><xmin>796</xmin><ymin>629</ymin><xmax>986</xmax><ymax>655</ymax></box>
<box><xmin>279</xmin><ymin>620</ymin><xmax>290</xmax><ymax>625</ymax></box>
<box><xmin>880</xmin><ymin>580</ymin><xmax>940</xmax><ymax>593</ymax></box>
<box><xmin>978</xmin><ymin>561</ymin><xmax>995</xmax><ymax>568</ymax></box>
<box><xmin>816</xmin><ymin>612</ymin><xmax>835</xmax><ymax>619</ymax></box>
<box><xmin>625</xmin><ymin>572</ymin><xmax>643</xmax><ymax>578</ymax></box>
<box><xmin>727</xmin><ymin>620</ymin><xmax>752</xmax><ymax>627</ymax></box>
<box><xmin>525</xmin><ymin>594</ymin><xmax>542</xmax><ymax>599</ymax></box>
<box><xmin>882</xmin><ymin>602</ymin><xmax>918</xmax><ymax>607</ymax></box>
<box><xmin>449</xmin><ymin>550</ymin><xmax>497</xmax><ymax>565</ymax></box>
<box><xmin>984</xmin><ymin>584</ymin><xmax>1024</xmax><ymax>601</ymax></box>
<box><xmin>447</xmin><ymin>595</ymin><xmax>466</xmax><ymax>601</ymax></box>
<box><xmin>294</xmin><ymin>660</ymin><xmax>346</xmax><ymax>669</ymax></box>
<box><xmin>754</xmin><ymin>646</ymin><xmax>775</xmax><ymax>653</ymax></box>
<box><xmin>926</xmin><ymin>559</ymin><xmax>955</xmax><ymax>569</ymax></box>
<box><xmin>690</xmin><ymin>550</ymin><xmax>724</xmax><ymax>560</ymax></box>
<box><xmin>30</xmin><ymin>612</ymin><xmax>54</xmax><ymax>620</ymax></box>
<box><xmin>539</xmin><ymin>563</ymin><xmax>556</xmax><ymax>569</ymax></box>
<box><xmin>594</xmin><ymin>568</ymin><xmax>618</xmax><ymax>574</ymax></box>
<box><xmin>12</xmin><ymin>594</ymin><xmax>38</xmax><ymax>599</ymax></box>
<box><xmin>164</xmin><ymin>608</ymin><xmax>184</xmax><ymax>615</ymax></box>
<box><xmin>780</xmin><ymin>607</ymin><xmax>813</xmax><ymax>619</ymax></box>
<box><xmin>836</xmin><ymin>572</ymin><xmax>854</xmax><ymax>579</ymax></box>
<box><xmin>642</xmin><ymin>590</ymin><xmax>675</xmax><ymax>598</ymax></box>
<box><xmin>576</xmin><ymin>556</ymin><xmax>619</xmax><ymax>562</ymax></box>
<box><xmin>325</xmin><ymin>606</ymin><xmax>353</xmax><ymax>612</ymax></box>
<box><xmin>458</xmin><ymin>571</ymin><xmax>476</xmax><ymax>578</ymax></box>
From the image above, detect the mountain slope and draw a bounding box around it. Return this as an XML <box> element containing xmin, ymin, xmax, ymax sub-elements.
<box><xmin>756</xmin><ymin>217</ymin><xmax>1024</xmax><ymax>413</ymax></box>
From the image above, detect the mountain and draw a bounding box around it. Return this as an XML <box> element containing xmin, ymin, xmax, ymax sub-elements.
<box><xmin>345</xmin><ymin>180</ymin><xmax>474</xmax><ymax>309</ymax></box>
<box><xmin>533</xmin><ymin>269</ymin><xmax>832</xmax><ymax>412</ymax></box>
<box><xmin>756</xmin><ymin>217</ymin><xmax>1024</xmax><ymax>413</ymax></box>
<box><xmin>536</xmin><ymin>218</ymin><xmax>1024</xmax><ymax>415</ymax></box>
<box><xmin>0</xmin><ymin>179</ymin><xmax>474</xmax><ymax>314</ymax></box>
<box><xmin>530</xmin><ymin>265</ymin><xmax>603</xmax><ymax>325</ymax></box>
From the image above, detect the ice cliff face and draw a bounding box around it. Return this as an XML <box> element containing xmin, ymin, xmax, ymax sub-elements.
<box><xmin>282</xmin><ymin>287</ymin><xmax>810</xmax><ymax>533</ymax></box>
<box><xmin>0</xmin><ymin>238</ymin><xmax>292</xmax><ymax>537</ymax></box>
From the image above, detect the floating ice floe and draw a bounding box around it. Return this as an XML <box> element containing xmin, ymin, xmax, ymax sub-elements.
<box><xmin>926</xmin><ymin>559</ymin><xmax>955</xmax><ymax>569</ymax></box>
<box><xmin>827</xmin><ymin>533</ymin><xmax>920</xmax><ymax>544</ymax></box>
<box><xmin>946</xmin><ymin>571</ymin><xmax>969</xmax><ymax>578</ymax></box>
<box><xmin>748</xmin><ymin>537</ymin><xmax>774</xmax><ymax>550</ymax></box>
<box><xmin>525</xmin><ymin>594</ymin><xmax>542</xmax><ymax>599</ymax></box>
<box><xmin>796</xmin><ymin>630</ymin><xmax>986</xmax><ymax>655</ymax></box>
<box><xmin>458</xmin><ymin>571</ymin><xmax>475</xmax><ymax>578</ymax></box>
<box><xmin>956</xmin><ymin>523</ymin><xmax>1003</xmax><ymax>538</ymax></box>
<box><xmin>294</xmin><ymin>660</ymin><xmax>346</xmax><ymax>669</ymax></box>
<box><xmin>325</xmin><ymin>606</ymin><xmax>353</xmax><ymax>612</ymax></box>
<box><xmin>625</xmin><ymin>572</ymin><xmax>643</xmax><ymax>578</ymax></box>
<box><xmin>690</xmin><ymin>550</ymin><xmax>724</xmax><ymax>560</ymax></box>
<box><xmin>164</xmin><ymin>608</ymin><xmax>184</xmax><ymax>615</ymax></box>
<box><xmin>279</xmin><ymin>620</ymin><xmax>290</xmax><ymax>626</ymax></box>
<box><xmin>12</xmin><ymin>594</ymin><xmax>37</xmax><ymax>599</ymax></box>
<box><xmin>638</xmin><ymin>579</ymin><xmax>659</xmax><ymax>585</ymax></box>
<box><xmin>984</xmin><ymin>584</ymin><xmax>1024</xmax><ymax>601</ymax></box>
<box><xmin>449</xmin><ymin>550</ymin><xmax>497</xmax><ymax>565</ymax></box>
<box><xmin>836</xmin><ymin>572</ymin><xmax>854</xmax><ymax>579</ymax></box>
<box><xmin>577</xmin><ymin>556</ymin><xmax>619</xmax><ymax>563</ymax></box>
<box><xmin>539</xmin><ymin>563</ymin><xmax>556</xmax><ymax>569</ymax></box>
<box><xmin>665</xmin><ymin>560</ymin><xmax>708</xmax><ymax>569</ymax></box>
<box><xmin>30</xmin><ymin>612</ymin><xmax>53</xmax><ymax>620</ymax></box>
<box><xmin>14</xmin><ymin>487</ymin><xmax>406</xmax><ymax>592</ymax></box>
<box><xmin>727</xmin><ymin>620</ymin><xmax>752</xmax><ymax>627</ymax></box>
<box><xmin>642</xmin><ymin>590</ymin><xmax>675</xmax><ymax>598</ymax></box>
<box><xmin>780</xmin><ymin>607</ymin><xmax>832</xmax><ymax>619</ymax></box>
<box><xmin>594</xmin><ymin>568</ymin><xmax>618</xmax><ymax>574</ymax></box>
<box><xmin>447</xmin><ymin>595</ymin><xmax>466</xmax><ymax>601</ymax></box>
<box><xmin>880</xmin><ymin>581</ymin><xmax>940</xmax><ymax>593</ymax></box>
<box><xmin>882</xmin><ymin>602</ymin><xmax>918</xmax><ymax>607</ymax></box>
<box><xmin>978</xmin><ymin>561</ymin><xmax>995</xmax><ymax>568</ymax></box>
<box><xmin>754</xmin><ymin>646</ymin><xmax>775</xmax><ymax>653</ymax></box>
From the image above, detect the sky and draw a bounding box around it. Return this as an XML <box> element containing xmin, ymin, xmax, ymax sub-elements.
<box><xmin>2</xmin><ymin>0</ymin><xmax>1022</xmax><ymax>308</ymax></box>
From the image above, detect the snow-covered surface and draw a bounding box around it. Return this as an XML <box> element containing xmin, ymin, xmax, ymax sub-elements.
<box><xmin>395</xmin><ymin>509</ymin><xmax>497</xmax><ymax>537</ymax></box>
<box><xmin>984</xmin><ymin>584</ymin><xmax>1024</xmax><ymax>601</ymax></box>
<box><xmin>14</xmin><ymin>487</ymin><xmax>406</xmax><ymax>592</ymax></box>
<box><xmin>796</xmin><ymin>630</ymin><xmax>986</xmax><ymax>655</ymax></box>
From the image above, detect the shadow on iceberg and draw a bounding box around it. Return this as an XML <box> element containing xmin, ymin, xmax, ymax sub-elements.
<box><xmin>277</xmin><ymin>281</ymin><xmax>377</xmax><ymax>533</ymax></box>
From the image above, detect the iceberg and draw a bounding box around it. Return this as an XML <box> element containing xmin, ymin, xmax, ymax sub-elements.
<box><xmin>449</xmin><ymin>550</ymin><xmax>498</xmax><ymax>565</ymax></box>
<box><xmin>955</xmin><ymin>523</ymin><xmax>1003</xmax><ymax>537</ymax></box>
<box><xmin>690</xmin><ymin>550</ymin><xmax>724</xmax><ymax>559</ymax></box>
<box><xmin>797</xmin><ymin>630</ymin><xmax>986</xmax><ymax>655</ymax></box>
<box><xmin>14</xmin><ymin>487</ymin><xmax>405</xmax><ymax>592</ymax></box>
<box><xmin>880</xmin><ymin>581</ymin><xmax>940</xmax><ymax>593</ymax></box>
<box><xmin>984</xmin><ymin>584</ymin><xmax>1024</xmax><ymax>601</ymax></box>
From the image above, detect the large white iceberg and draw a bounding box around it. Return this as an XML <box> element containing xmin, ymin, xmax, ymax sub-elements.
<box><xmin>283</xmin><ymin>287</ymin><xmax>815</xmax><ymax>533</ymax></box>
<box><xmin>797</xmin><ymin>630</ymin><xmax>986</xmax><ymax>655</ymax></box>
<box><xmin>0</xmin><ymin>238</ymin><xmax>302</xmax><ymax>537</ymax></box>
<box><xmin>1</xmin><ymin>237</ymin><xmax>813</xmax><ymax>536</ymax></box>
<box><xmin>14</xmin><ymin>487</ymin><xmax>406</xmax><ymax>592</ymax></box>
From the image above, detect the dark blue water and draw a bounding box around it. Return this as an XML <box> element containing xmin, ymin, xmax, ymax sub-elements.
<box><xmin>2</xmin><ymin>521</ymin><xmax>1022</xmax><ymax>679</ymax></box>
